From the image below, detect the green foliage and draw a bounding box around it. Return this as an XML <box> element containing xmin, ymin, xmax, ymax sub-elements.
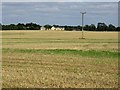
<box><xmin>0</xmin><ymin>23</ymin><xmax>2</xmax><ymax>30</ymax></box>
<box><xmin>44</xmin><ymin>24</ymin><xmax>52</xmax><ymax>30</ymax></box>
<box><xmin>84</xmin><ymin>24</ymin><xmax>96</xmax><ymax>31</ymax></box>
<box><xmin>108</xmin><ymin>24</ymin><xmax>116</xmax><ymax>31</ymax></box>
<box><xmin>97</xmin><ymin>23</ymin><xmax>108</xmax><ymax>31</ymax></box>
<box><xmin>26</xmin><ymin>22</ymin><xmax>40</xmax><ymax>30</ymax></box>
<box><xmin>2</xmin><ymin>23</ymin><xmax>41</xmax><ymax>30</ymax></box>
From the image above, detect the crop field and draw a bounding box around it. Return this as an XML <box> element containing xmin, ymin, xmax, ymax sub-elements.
<box><xmin>1</xmin><ymin>30</ymin><xmax>119</xmax><ymax>88</ymax></box>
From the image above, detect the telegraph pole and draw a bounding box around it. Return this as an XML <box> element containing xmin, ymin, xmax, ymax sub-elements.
<box><xmin>80</xmin><ymin>12</ymin><xmax>86</xmax><ymax>39</ymax></box>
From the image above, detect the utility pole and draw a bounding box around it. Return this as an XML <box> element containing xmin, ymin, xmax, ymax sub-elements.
<box><xmin>80</xmin><ymin>12</ymin><xmax>86</xmax><ymax>39</ymax></box>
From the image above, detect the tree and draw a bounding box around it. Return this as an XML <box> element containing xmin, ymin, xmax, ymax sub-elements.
<box><xmin>64</xmin><ymin>25</ymin><xmax>68</xmax><ymax>30</ymax></box>
<box><xmin>3</xmin><ymin>24</ymin><xmax>18</xmax><ymax>30</ymax></box>
<box><xmin>44</xmin><ymin>24</ymin><xmax>52</xmax><ymax>30</ymax></box>
<box><xmin>108</xmin><ymin>24</ymin><xmax>116</xmax><ymax>31</ymax></box>
<box><xmin>90</xmin><ymin>24</ymin><xmax>96</xmax><ymax>31</ymax></box>
<box><xmin>84</xmin><ymin>25</ymin><xmax>89</xmax><ymax>31</ymax></box>
<box><xmin>0</xmin><ymin>23</ymin><xmax>2</xmax><ymax>30</ymax></box>
<box><xmin>53</xmin><ymin>25</ymin><xmax>59</xmax><ymax>27</ymax></box>
<box><xmin>17</xmin><ymin>23</ymin><xmax>26</xmax><ymax>30</ymax></box>
<box><xmin>97</xmin><ymin>23</ymin><xmax>108</xmax><ymax>31</ymax></box>
<box><xmin>116</xmin><ymin>27</ymin><xmax>120</xmax><ymax>31</ymax></box>
<box><xmin>26</xmin><ymin>23</ymin><xmax>40</xmax><ymax>30</ymax></box>
<box><xmin>10</xmin><ymin>24</ymin><xmax>18</xmax><ymax>30</ymax></box>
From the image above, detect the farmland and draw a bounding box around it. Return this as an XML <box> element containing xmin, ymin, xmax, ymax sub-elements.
<box><xmin>1</xmin><ymin>30</ymin><xmax>119</xmax><ymax>88</ymax></box>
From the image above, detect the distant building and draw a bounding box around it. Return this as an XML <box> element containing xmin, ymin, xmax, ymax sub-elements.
<box><xmin>40</xmin><ymin>26</ymin><xmax>65</xmax><ymax>31</ymax></box>
<box><xmin>51</xmin><ymin>26</ymin><xmax>56</xmax><ymax>30</ymax></box>
<box><xmin>51</xmin><ymin>26</ymin><xmax>65</xmax><ymax>31</ymax></box>
<box><xmin>40</xmin><ymin>26</ymin><xmax>46</xmax><ymax>30</ymax></box>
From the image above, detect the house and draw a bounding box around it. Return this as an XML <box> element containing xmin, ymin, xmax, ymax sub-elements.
<box><xmin>51</xmin><ymin>26</ymin><xmax>56</xmax><ymax>30</ymax></box>
<box><xmin>40</xmin><ymin>26</ymin><xmax>46</xmax><ymax>30</ymax></box>
<box><xmin>51</xmin><ymin>26</ymin><xmax>65</xmax><ymax>31</ymax></box>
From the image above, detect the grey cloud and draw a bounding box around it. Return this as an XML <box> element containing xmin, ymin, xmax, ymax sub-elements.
<box><xmin>2</xmin><ymin>0</ymin><xmax>119</xmax><ymax>2</ymax></box>
<box><xmin>2</xmin><ymin>2</ymin><xmax>118</xmax><ymax>26</ymax></box>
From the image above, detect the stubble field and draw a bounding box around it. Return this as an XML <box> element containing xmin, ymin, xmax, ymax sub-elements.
<box><xmin>1</xmin><ymin>30</ymin><xmax>119</xmax><ymax>88</ymax></box>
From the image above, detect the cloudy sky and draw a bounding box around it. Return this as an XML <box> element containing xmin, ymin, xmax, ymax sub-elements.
<box><xmin>2</xmin><ymin>2</ymin><xmax>119</xmax><ymax>26</ymax></box>
<box><xmin>2</xmin><ymin>0</ymin><xmax>120</xmax><ymax>2</ymax></box>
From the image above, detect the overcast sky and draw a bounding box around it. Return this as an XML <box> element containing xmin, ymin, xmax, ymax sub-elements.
<box><xmin>2</xmin><ymin>0</ymin><xmax>120</xmax><ymax>2</ymax></box>
<box><xmin>2</xmin><ymin>2</ymin><xmax>118</xmax><ymax>26</ymax></box>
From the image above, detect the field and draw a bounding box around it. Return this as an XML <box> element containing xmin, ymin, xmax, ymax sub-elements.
<box><xmin>1</xmin><ymin>30</ymin><xmax>119</xmax><ymax>88</ymax></box>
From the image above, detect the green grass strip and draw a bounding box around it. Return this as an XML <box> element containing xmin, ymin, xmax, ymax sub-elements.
<box><xmin>3</xmin><ymin>48</ymin><xmax>119</xmax><ymax>58</ymax></box>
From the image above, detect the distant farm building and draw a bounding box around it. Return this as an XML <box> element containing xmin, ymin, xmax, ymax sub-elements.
<box><xmin>40</xmin><ymin>26</ymin><xmax>65</xmax><ymax>31</ymax></box>
<box><xmin>51</xmin><ymin>26</ymin><xmax>65</xmax><ymax>31</ymax></box>
<box><xmin>40</xmin><ymin>26</ymin><xmax>46</xmax><ymax>30</ymax></box>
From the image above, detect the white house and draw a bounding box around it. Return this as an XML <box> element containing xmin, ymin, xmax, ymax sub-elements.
<box><xmin>51</xmin><ymin>26</ymin><xmax>65</xmax><ymax>31</ymax></box>
<box><xmin>40</xmin><ymin>26</ymin><xmax>46</xmax><ymax>30</ymax></box>
<box><xmin>51</xmin><ymin>26</ymin><xmax>56</xmax><ymax>30</ymax></box>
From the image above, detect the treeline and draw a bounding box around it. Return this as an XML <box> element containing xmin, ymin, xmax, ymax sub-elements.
<box><xmin>1</xmin><ymin>23</ymin><xmax>41</xmax><ymax>30</ymax></box>
<box><xmin>84</xmin><ymin>23</ymin><xmax>120</xmax><ymax>31</ymax></box>
<box><xmin>1</xmin><ymin>22</ymin><xmax>120</xmax><ymax>31</ymax></box>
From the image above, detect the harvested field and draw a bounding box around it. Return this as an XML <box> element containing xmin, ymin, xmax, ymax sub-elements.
<box><xmin>1</xmin><ymin>30</ymin><xmax>119</xmax><ymax>88</ymax></box>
